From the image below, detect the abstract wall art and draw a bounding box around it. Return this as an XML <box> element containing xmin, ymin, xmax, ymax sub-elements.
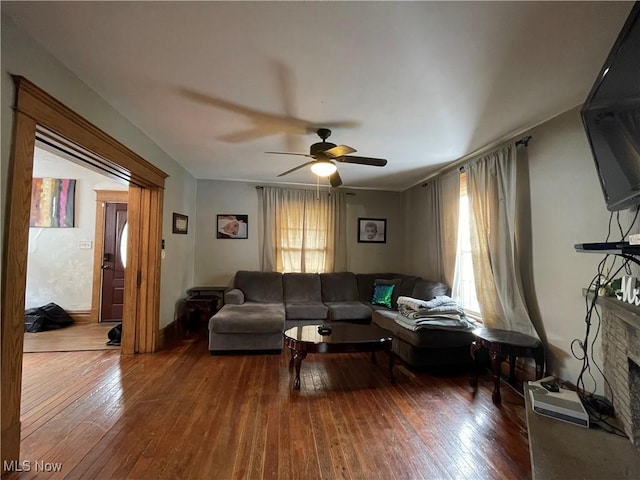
<box><xmin>30</xmin><ymin>178</ymin><xmax>76</xmax><ymax>228</ymax></box>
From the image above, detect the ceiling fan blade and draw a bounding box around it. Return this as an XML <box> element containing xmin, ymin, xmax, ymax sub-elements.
<box><xmin>265</xmin><ymin>151</ymin><xmax>311</xmax><ymax>157</ymax></box>
<box><xmin>324</xmin><ymin>144</ymin><xmax>356</xmax><ymax>158</ymax></box>
<box><xmin>329</xmin><ymin>170</ymin><xmax>343</xmax><ymax>188</ymax></box>
<box><xmin>337</xmin><ymin>155</ymin><xmax>387</xmax><ymax>167</ymax></box>
<box><xmin>277</xmin><ymin>160</ymin><xmax>316</xmax><ymax>177</ymax></box>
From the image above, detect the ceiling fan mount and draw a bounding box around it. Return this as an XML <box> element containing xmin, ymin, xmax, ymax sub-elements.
<box><xmin>310</xmin><ymin>128</ymin><xmax>336</xmax><ymax>157</ymax></box>
<box><xmin>316</xmin><ymin>128</ymin><xmax>332</xmax><ymax>141</ymax></box>
<box><xmin>266</xmin><ymin>128</ymin><xmax>387</xmax><ymax>187</ymax></box>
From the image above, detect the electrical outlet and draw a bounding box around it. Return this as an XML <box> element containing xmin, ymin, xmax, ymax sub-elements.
<box><xmin>79</xmin><ymin>241</ymin><xmax>93</xmax><ymax>249</ymax></box>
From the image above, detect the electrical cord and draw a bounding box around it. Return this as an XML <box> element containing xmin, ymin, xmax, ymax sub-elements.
<box><xmin>572</xmin><ymin>208</ymin><xmax>640</xmax><ymax>437</ymax></box>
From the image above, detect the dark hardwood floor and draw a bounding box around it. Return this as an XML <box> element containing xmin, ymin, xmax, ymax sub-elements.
<box><xmin>7</xmin><ymin>336</ymin><xmax>531</xmax><ymax>479</ymax></box>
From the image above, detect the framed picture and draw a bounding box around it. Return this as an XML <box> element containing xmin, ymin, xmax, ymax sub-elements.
<box><xmin>217</xmin><ymin>214</ymin><xmax>248</xmax><ymax>239</ymax></box>
<box><xmin>358</xmin><ymin>218</ymin><xmax>386</xmax><ymax>243</ymax></box>
<box><xmin>30</xmin><ymin>178</ymin><xmax>76</xmax><ymax>228</ymax></box>
<box><xmin>172</xmin><ymin>213</ymin><xmax>188</xmax><ymax>234</ymax></box>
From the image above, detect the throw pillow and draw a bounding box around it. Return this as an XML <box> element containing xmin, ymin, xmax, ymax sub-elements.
<box><xmin>374</xmin><ymin>278</ymin><xmax>403</xmax><ymax>308</ymax></box>
<box><xmin>372</xmin><ymin>283</ymin><xmax>395</xmax><ymax>308</ymax></box>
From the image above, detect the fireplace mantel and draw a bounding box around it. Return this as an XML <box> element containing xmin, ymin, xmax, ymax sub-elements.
<box><xmin>596</xmin><ymin>294</ymin><xmax>640</xmax><ymax>330</ymax></box>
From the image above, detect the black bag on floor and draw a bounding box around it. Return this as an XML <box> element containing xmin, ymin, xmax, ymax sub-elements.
<box><xmin>38</xmin><ymin>302</ymin><xmax>74</xmax><ymax>329</ymax></box>
<box><xmin>24</xmin><ymin>307</ymin><xmax>48</xmax><ymax>332</ymax></box>
<box><xmin>24</xmin><ymin>302</ymin><xmax>74</xmax><ymax>332</ymax></box>
<box><xmin>107</xmin><ymin>323</ymin><xmax>122</xmax><ymax>346</ymax></box>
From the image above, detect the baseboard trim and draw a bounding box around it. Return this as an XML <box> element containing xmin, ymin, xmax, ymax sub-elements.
<box><xmin>68</xmin><ymin>310</ymin><xmax>92</xmax><ymax>324</ymax></box>
<box><xmin>158</xmin><ymin>320</ymin><xmax>179</xmax><ymax>349</ymax></box>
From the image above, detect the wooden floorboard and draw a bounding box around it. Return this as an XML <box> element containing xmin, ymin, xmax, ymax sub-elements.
<box><xmin>6</xmin><ymin>337</ymin><xmax>531</xmax><ymax>479</ymax></box>
<box><xmin>23</xmin><ymin>323</ymin><xmax>120</xmax><ymax>353</ymax></box>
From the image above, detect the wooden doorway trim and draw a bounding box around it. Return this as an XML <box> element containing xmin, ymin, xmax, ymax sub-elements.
<box><xmin>1</xmin><ymin>76</ymin><xmax>167</xmax><ymax>470</ymax></box>
<box><xmin>92</xmin><ymin>190</ymin><xmax>129</xmax><ymax>323</ymax></box>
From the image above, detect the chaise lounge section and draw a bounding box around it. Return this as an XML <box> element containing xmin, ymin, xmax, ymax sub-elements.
<box><xmin>208</xmin><ymin>271</ymin><xmax>285</xmax><ymax>352</ymax></box>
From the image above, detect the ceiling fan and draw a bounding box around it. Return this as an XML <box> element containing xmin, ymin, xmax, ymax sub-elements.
<box><xmin>266</xmin><ymin>128</ymin><xmax>387</xmax><ymax>187</ymax></box>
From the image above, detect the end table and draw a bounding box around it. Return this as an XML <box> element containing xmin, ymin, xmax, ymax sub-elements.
<box><xmin>470</xmin><ymin>327</ymin><xmax>544</xmax><ymax>403</ymax></box>
<box><xmin>183</xmin><ymin>286</ymin><xmax>226</xmax><ymax>337</ymax></box>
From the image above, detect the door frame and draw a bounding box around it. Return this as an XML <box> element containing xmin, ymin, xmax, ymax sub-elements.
<box><xmin>2</xmin><ymin>76</ymin><xmax>168</xmax><ymax>468</ymax></box>
<box><xmin>92</xmin><ymin>192</ymin><xmax>129</xmax><ymax>323</ymax></box>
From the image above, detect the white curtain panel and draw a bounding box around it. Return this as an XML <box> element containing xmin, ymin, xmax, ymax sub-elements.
<box><xmin>422</xmin><ymin>170</ymin><xmax>460</xmax><ymax>285</ymax></box>
<box><xmin>260</xmin><ymin>187</ymin><xmax>346</xmax><ymax>273</ymax></box>
<box><xmin>466</xmin><ymin>144</ymin><xmax>538</xmax><ymax>337</ymax></box>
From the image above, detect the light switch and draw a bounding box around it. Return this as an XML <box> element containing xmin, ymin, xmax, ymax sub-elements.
<box><xmin>79</xmin><ymin>241</ymin><xmax>93</xmax><ymax>249</ymax></box>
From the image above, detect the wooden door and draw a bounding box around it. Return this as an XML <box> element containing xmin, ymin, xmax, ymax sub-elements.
<box><xmin>101</xmin><ymin>202</ymin><xmax>127</xmax><ymax>322</ymax></box>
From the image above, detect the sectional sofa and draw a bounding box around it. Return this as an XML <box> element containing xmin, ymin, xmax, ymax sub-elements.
<box><xmin>208</xmin><ymin>270</ymin><xmax>475</xmax><ymax>367</ymax></box>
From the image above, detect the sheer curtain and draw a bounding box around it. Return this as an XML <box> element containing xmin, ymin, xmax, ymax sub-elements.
<box><xmin>466</xmin><ymin>144</ymin><xmax>538</xmax><ymax>336</ymax></box>
<box><xmin>422</xmin><ymin>170</ymin><xmax>460</xmax><ymax>286</ymax></box>
<box><xmin>260</xmin><ymin>187</ymin><xmax>346</xmax><ymax>273</ymax></box>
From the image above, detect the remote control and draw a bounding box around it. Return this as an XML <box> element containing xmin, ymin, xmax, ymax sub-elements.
<box><xmin>541</xmin><ymin>381</ymin><xmax>559</xmax><ymax>392</ymax></box>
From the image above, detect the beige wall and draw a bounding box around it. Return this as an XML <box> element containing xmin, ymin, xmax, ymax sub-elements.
<box><xmin>2</xmin><ymin>15</ymin><xmax>197</xmax><ymax>328</ymax></box>
<box><xmin>345</xmin><ymin>189</ymin><xmax>404</xmax><ymax>273</ymax></box>
<box><xmin>193</xmin><ymin>180</ymin><xmax>405</xmax><ymax>286</ymax></box>
<box><xmin>401</xmin><ymin>183</ymin><xmax>440</xmax><ymax>280</ymax></box>
<box><xmin>193</xmin><ymin>180</ymin><xmax>261</xmax><ymax>286</ymax></box>
<box><xmin>526</xmin><ymin>107</ymin><xmax>624</xmax><ymax>391</ymax></box>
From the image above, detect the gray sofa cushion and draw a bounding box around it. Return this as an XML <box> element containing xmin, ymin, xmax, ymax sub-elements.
<box><xmin>234</xmin><ymin>271</ymin><xmax>283</xmax><ymax>303</ymax></box>
<box><xmin>283</xmin><ymin>273</ymin><xmax>328</xmax><ymax>320</ymax></box>
<box><xmin>283</xmin><ymin>273</ymin><xmax>322</xmax><ymax>302</ymax></box>
<box><xmin>394</xmin><ymin>276</ymin><xmax>420</xmax><ymax>306</ymax></box>
<box><xmin>320</xmin><ymin>272</ymin><xmax>359</xmax><ymax>302</ymax></box>
<box><xmin>285</xmin><ymin>303</ymin><xmax>329</xmax><ymax>320</ymax></box>
<box><xmin>224</xmin><ymin>288</ymin><xmax>245</xmax><ymax>305</ymax></box>
<box><xmin>411</xmin><ymin>278</ymin><xmax>449</xmax><ymax>301</ymax></box>
<box><xmin>209</xmin><ymin>303</ymin><xmax>285</xmax><ymax>334</ymax></box>
<box><xmin>325</xmin><ymin>301</ymin><xmax>372</xmax><ymax>321</ymax></box>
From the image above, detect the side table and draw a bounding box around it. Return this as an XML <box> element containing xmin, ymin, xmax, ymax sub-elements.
<box><xmin>183</xmin><ymin>286</ymin><xmax>226</xmax><ymax>337</ymax></box>
<box><xmin>470</xmin><ymin>327</ymin><xmax>544</xmax><ymax>403</ymax></box>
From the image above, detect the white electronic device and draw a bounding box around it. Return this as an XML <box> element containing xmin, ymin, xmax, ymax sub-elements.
<box><xmin>629</xmin><ymin>233</ymin><xmax>640</xmax><ymax>245</ymax></box>
<box><xmin>528</xmin><ymin>377</ymin><xmax>589</xmax><ymax>428</ymax></box>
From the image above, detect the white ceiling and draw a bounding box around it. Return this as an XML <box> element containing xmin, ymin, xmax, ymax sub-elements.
<box><xmin>3</xmin><ymin>1</ymin><xmax>634</xmax><ymax>191</ymax></box>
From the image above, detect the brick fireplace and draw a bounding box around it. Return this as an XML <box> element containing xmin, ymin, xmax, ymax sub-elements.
<box><xmin>600</xmin><ymin>295</ymin><xmax>640</xmax><ymax>447</ymax></box>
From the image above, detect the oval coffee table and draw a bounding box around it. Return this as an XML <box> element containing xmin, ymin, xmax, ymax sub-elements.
<box><xmin>283</xmin><ymin>324</ymin><xmax>395</xmax><ymax>390</ymax></box>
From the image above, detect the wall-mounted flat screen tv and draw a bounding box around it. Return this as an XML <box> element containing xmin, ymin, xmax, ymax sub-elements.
<box><xmin>581</xmin><ymin>2</ymin><xmax>640</xmax><ymax>211</ymax></box>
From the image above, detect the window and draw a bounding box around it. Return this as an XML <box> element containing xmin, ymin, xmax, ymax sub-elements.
<box><xmin>279</xmin><ymin>210</ymin><xmax>330</xmax><ymax>273</ymax></box>
<box><xmin>452</xmin><ymin>171</ymin><xmax>481</xmax><ymax>319</ymax></box>
<box><xmin>261</xmin><ymin>187</ymin><xmax>341</xmax><ymax>273</ymax></box>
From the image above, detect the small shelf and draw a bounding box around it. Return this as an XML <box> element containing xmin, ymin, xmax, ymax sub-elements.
<box><xmin>575</xmin><ymin>242</ymin><xmax>640</xmax><ymax>266</ymax></box>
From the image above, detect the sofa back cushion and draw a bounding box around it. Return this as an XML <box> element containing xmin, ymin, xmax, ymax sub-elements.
<box><xmin>234</xmin><ymin>271</ymin><xmax>283</xmax><ymax>303</ymax></box>
<box><xmin>320</xmin><ymin>272</ymin><xmax>359</xmax><ymax>302</ymax></box>
<box><xmin>355</xmin><ymin>273</ymin><xmax>400</xmax><ymax>303</ymax></box>
<box><xmin>393</xmin><ymin>276</ymin><xmax>420</xmax><ymax>307</ymax></box>
<box><xmin>283</xmin><ymin>273</ymin><xmax>322</xmax><ymax>303</ymax></box>
<box><xmin>411</xmin><ymin>278</ymin><xmax>449</xmax><ymax>301</ymax></box>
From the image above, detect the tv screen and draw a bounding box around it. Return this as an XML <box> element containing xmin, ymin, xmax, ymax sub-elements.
<box><xmin>581</xmin><ymin>2</ymin><xmax>640</xmax><ymax>211</ymax></box>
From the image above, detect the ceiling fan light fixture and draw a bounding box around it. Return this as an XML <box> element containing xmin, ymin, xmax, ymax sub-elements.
<box><xmin>310</xmin><ymin>160</ymin><xmax>337</xmax><ymax>177</ymax></box>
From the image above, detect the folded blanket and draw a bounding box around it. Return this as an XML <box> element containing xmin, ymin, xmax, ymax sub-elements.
<box><xmin>394</xmin><ymin>295</ymin><xmax>477</xmax><ymax>331</ymax></box>
<box><xmin>397</xmin><ymin>295</ymin><xmax>465</xmax><ymax>316</ymax></box>
<box><xmin>393</xmin><ymin>312</ymin><xmax>477</xmax><ymax>332</ymax></box>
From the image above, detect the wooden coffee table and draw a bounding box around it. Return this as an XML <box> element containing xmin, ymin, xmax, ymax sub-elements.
<box><xmin>283</xmin><ymin>324</ymin><xmax>395</xmax><ymax>390</ymax></box>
